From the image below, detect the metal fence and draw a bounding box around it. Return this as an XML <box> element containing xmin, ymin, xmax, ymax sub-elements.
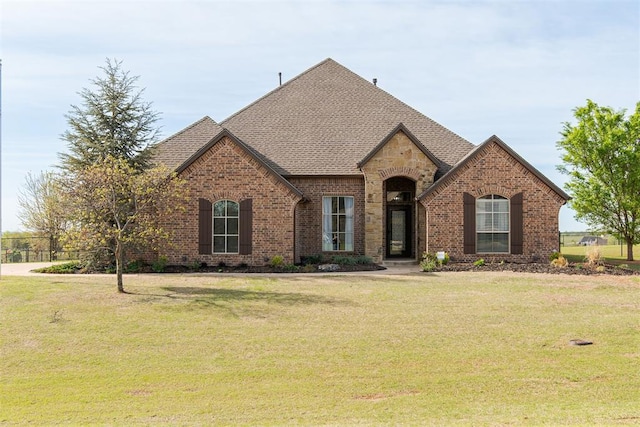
<box><xmin>1</xmin><ymin>237</ymin><xmax>79</xmax><ymax>263</ymax></box>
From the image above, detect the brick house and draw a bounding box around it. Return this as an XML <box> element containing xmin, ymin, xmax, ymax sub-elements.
<box><xmin>155</xmin><ymin>58</ymin><xmax>569</xmax><ymax>266</ymax></box>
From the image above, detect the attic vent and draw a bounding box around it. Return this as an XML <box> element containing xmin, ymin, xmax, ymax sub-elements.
<box><xmin>373</xmin><ymin>78</ymin><xmax>377</xmax><ymax>86</ymax></box>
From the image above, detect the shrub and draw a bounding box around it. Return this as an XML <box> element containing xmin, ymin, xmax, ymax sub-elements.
<box><xmin>438</xmin><ymin>252</ymin><xmax>450</xmax><ymax>265</ymax></box>
<box><xmin>270</xmin><ymin>255</ymin><xmax>285</xmax><ymax>268</ymax></box>
<box><xmin>420</xmin><ymin>258</ymin><xmax>437</xmax><ymax>272</ymax></box>
<box><xmin>282</xmin><ymin>264</ymin><xmax>300</xmax><ymax>272</ymax></box>
<box><xmin>331</xmin><ymin>255</ymin><xmax>357</xmax><ymax>265</ymax></box>
<box><xmin>302</xmin><ymin>254</ymin><xmax>324</xmax><ymax>265</ymax></box>
<box><xmin>422</xmin><ymin>251</ymin><xmax>450</xmax><ymax>267</ymax></box>
<box><xmin>33</xmin><ymin>261</ymin><xmax>82</xmax><ymax>274</ymax></box>
<box><xmin>301</xmin><ymin>264</ymin><xmax>317</xmax><ymax>273</ymax></box>
<box><xmin>125</xmin><ymin>260</ymin><xmax>145</xmax><ymax>273</ymax></box>
<box><xmin>550</xmin><ymin>255</ymin><xmax>569</xmax><ymax>268</ymax></box>
<box><xmin>549</xmin><ymin>251</ymin><xmax>562</xmax><ymax>262</ymax></box>
<box><xmin>473</xmin><ymin>258</ymin><xmax>485</xmax><ymax>267</ymax></box>
<box><xmin>422</xmin><ymin>252</ymin><xmax>437</xmax><ymax>263</ymax></box>
<box><xmin>354</xmin><ymin>255</ymin><xmax>373</xmax><ymax>265</ymax></box>
<box><xmin>188</xmin><ymin>260</ymin><xmax>202</xmax><ymax>271</ymax></box>
<box><xmin>585</xmin><ymin>246</ymin><xmax>604</xmax><ymax>267</ymax></box>
<box><xmin>152</xmin><ymin>256</ymin><xmax>168</xmax><ymax>273</ymax></box>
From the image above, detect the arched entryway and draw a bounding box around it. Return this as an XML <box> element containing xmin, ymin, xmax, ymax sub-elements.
<box><xmin>384</xmin><ymin>177</ymin><xmax>416</xmax><ymax>259</ymax></box>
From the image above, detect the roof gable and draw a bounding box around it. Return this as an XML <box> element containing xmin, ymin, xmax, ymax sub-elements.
<box><xmin>154</xmin><ymin>116</ymin><xmax>223</xmax><ymax>171</ymax></box>
<box><xmin>221</xmin><ymin>58</ymin><xmax>474</xmax><ymax>176</ymax></box>
<box><xmin>176</xmin><ymin>129</ymin><xmax>303</xmax><ymax>199</ymax></box>
<box><xmin>418</xmin><ymin>135</ymin><xmax>570</xmax><ymax>202</ymax></box>
<box><xmin>358</xmin><ymin>123</ymin><xmax>439</xmax><ymax>169</ymax></box>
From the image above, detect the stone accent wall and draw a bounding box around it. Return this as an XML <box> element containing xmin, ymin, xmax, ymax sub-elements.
<box><xmin>360</xmin><ymin>130</ymin><xmax>438</xmax><ymax>262</ymax></box>
<box><xmin>420</xmin><ymin>141</ymin><xmax>566</xmax><ymax>262</ymax></box>
<box><xmin>162</xmin><ymin>136</ymin><xmax>301</xmax><ymax>266</ymax></box>
<box><xmin>289</xmin><ymin>176</ymin><xmax>365</xmax><ymax>261</ymax></box>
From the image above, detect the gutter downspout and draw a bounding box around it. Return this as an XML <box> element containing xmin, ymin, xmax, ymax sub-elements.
<box><xmin>425</xmin><ymin>207</ymin><xmax>429</xmax><ymax>255</ymax></box>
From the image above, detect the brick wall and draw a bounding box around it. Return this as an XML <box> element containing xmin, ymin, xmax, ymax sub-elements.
<box><xmin>161</xmin><ymin>136</ymin><xmax>301</xmax><ymax>266</ymax></box>
<box><xmin>420</xmin><ymin>141</ymin><xmax>566</xmax><ymax>262</ymax></box>
<box><xmin>289</xmin><ymin>176</ymin><xmax>365</xmax><ymax>261</ymax></box>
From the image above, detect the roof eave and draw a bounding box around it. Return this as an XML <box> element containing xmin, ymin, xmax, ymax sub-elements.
<box><xmin>417</xmin><ymin>135</ymin><xmax>571</xmax><ymax>202</ymax></box>
<box><xmin>175</xmin><ymin>128</ymin><xmax>304</xmax><ymax>200</ymax></box>
<box><xmin>357</xmin><ymin>123</ymin><xmax>440</xmax><ymax>169</ymax></box>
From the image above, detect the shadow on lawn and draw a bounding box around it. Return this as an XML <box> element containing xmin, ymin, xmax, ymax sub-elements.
<box><xmin>159</xmin><ymin>286</ymin><xmax>354</xmax><ymax>309</ymax></box>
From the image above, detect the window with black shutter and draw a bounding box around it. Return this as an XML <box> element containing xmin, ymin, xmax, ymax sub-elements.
<box><xmin>198</xmin><ymin>198</ymin><xmax>212</xmax><ymax>255</ymax></box>
<box><xmin>463</xmin><ymin>192</ymin><xmax>476</xmax><ymax>254</ymax></box>
<box><xmin>239</xmin><ymin>199</ymin><xmax>253</xmax><ymax>255</ymax></box>
<box><xmin>510</xmin><ymin>193</ymin><xmax>523</xmax><ymax>254</ymax></box>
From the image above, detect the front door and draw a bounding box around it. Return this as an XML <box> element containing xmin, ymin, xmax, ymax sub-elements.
<box><xmin>386</xmin><ymin>206</ymin><xmax>412</xmax><ymax>258</ymax></box>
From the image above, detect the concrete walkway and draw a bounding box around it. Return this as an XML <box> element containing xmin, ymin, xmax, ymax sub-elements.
<box><xmin>0</xmin><ymin>262</ymin><xmax>63</xmax><ymax>276</ymax></box>
<box><xmin>0</xmin><ymin>261</ymin><xmax>422</xmax><ymax>277</ymax></box>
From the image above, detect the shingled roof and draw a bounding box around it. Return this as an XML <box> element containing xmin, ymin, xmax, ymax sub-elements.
<box><xmin>157</xmin><ymin>58</ymin><xmax>475</xmax><ymax>177</ymax></box>
<box><xmin>154</xmin><ymin>116</ymin><xmax>223</xmax><ymax>171</ymax></box>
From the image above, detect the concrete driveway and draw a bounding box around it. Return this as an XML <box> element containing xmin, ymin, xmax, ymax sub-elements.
<box><xmin>0</xmin><ymin>262</ymin><xmax>59</xmax><ymax>276</ymax></box>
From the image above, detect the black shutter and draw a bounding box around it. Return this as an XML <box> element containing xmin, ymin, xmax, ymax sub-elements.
<box><xmin>511</xmin><ymin>192</ymin><xmax>524</xmax><ymax>255</ymax></box>
<box><xmin>239</xmin><ymin>199</ymin><xmax>253</xmax><ymax>255</ymax></box>
<box><xmin>198</xmin><ymin>198</ymin><xmax>212</xmax><ymax>254</ymax></box>
<box><xmin>463</xmin><ymin>192</ymin><xmax>476</xmax><ymax>254</ymax></box>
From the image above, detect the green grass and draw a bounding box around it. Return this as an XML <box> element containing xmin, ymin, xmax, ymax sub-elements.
<box><xmin>561</xmin><ymin>244</ymin><xmax>640</xmax><ymax>271</ymax></box>
<box><xmin>2</xmin><ymin>272</ymin><xmax>640</xmax><ymax>425</ymax></box>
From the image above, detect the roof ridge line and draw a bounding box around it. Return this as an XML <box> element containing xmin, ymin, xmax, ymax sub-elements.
<box><xmin>366</xmin><ymin>79</ymin><xmax>472</xmax><ymax>147</ymax></box>
<box><xmin>158</xmin><ymin>116</ymin><xmax>219</xmax><ymax>144</ymax></box>
<box><xmin>220</xmin><ymin>58</ymin><xmax>335</xmax><ymax>125</ymax></box>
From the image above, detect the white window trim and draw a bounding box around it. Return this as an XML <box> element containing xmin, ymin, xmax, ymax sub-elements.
<box><xmin>476</xmin><ymin>195</ymin><xmax>510</xmax><ymax>254</ymax></box>
<box><xmin>212</xmin><ymin>200</ymin><xmax>239</xmax><ymax>254</ymax></box>
<box><xmin>322</xmin><ymin>196</ymin><xmax>354</xmax><ymax>252</ymax></box>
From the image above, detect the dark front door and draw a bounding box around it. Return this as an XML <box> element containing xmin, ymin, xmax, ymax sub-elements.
<box><xmin>386</xmin><ymin>205</ymin><xmax>412</xmax><ymax>258</ymax></box>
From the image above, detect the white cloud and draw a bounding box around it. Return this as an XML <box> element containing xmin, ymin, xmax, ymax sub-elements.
<box><xmin>1</xmin><ymin>0</ymin><xmax>638</xmax><ymax>231</ymax></box>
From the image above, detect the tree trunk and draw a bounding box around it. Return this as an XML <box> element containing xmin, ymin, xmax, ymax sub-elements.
<box><xmin>115</xmin><ymin>242</ymin><xmax>125</xmax><ymax>293</ymax></box>
<box><xmin>627</xmin><ymin>240</ymin><xmax>635</xmax><ymax>261</ymax></box>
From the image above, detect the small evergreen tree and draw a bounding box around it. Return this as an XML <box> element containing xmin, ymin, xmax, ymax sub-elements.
<box><xmin>57</xmin><ymin>58</ymin><xmax>187</xmax><ymax>292</ymax></box>
<box><xmin>59</xmin><ymin>58</ymin><xmax>160</xmax><ymax>173</ymax></box>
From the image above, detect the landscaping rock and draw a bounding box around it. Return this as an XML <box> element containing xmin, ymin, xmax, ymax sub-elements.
<box><xmin>317</xmin><ymin>263</ymin><xmax>341</xmax><ymax>272</ymax></box>
<box><xmin>433</xmin><ymin>262</ymin><xmax>639</xmax><ymax>276</ymax></box>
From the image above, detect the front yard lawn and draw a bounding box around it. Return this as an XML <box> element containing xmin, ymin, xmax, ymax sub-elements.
<box><xmin>2</xmin><ymin>272</ymin><xmax>639</xmax><ymax>425</ymax></box>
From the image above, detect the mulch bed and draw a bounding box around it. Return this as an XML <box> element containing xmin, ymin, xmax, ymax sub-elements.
<box><xmin>433</xmin><ymin>262</ymin><xmax>640</xmax><ymax>276</ymax></box>
<box><xmin>158</xmin><ymin>262</ymin><xmax>639</xmax><ymax>275</ymax></box>
<box><xmin>158</xmin><ymin>263</ymin><xmax>386</xmax><ymax>274</ymax></box>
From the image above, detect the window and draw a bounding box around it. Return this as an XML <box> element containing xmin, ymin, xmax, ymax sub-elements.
<box><xmin>476</xmin><ymin>195</ymin><xmax>509</xmax><ymax>253</ymax></box>
<box><xmin>213</xmin><ymin>200</ymin><xmax>239</xmax><ymax>253</ymax></box>
<box><xmin>199</xmin><ymin>198</ymin><xmax>252</xmax><ymax>255</ymax></box>
<box><xmin>322</xmin><ymin>196</ymin><xmax>354</xmax><ymax>251</ymax></box>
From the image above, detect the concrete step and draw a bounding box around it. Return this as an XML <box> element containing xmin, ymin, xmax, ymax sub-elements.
<box><xmin>381</xmin><ymin>258</ymin><xmax>418</xmax><ymax>267</ymax></box>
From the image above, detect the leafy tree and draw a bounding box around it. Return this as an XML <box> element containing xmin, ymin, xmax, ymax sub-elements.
<box><xmin>59</xmin><ymin>58</ymin><xmax>160</xmax><ymax>173</ymax></box>
<box><xmin>557</xmin><ymin>100</ymin><xmax>640</xmax><ymax>261</ymax></box>
<box><xmin>61</xmin><ymin>156</ymin><xmax>187</xmax><ymax>292</ymax></box>
<box><xmin>17</xmin><ymin>171</ymin><xmax>68</xmax><ymax>260</ymax></box>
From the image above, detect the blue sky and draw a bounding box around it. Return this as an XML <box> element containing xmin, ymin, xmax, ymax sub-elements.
<box><xmin>1</xmin><ymin>0</ymin><xmax>638</xmax><ymax>232</ymax></box>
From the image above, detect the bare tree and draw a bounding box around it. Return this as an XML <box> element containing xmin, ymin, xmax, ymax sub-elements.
<box><xmin>17</xmin><ymin>171</ymin><xmax>68</xmax><ymax>260</ymax></box>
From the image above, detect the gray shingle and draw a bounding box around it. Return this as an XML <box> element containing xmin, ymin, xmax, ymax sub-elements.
<box><xmin>221</xmin><ymin>58</ymin><xmax>474</xmax><ymax>176</ymax></box>
<box><xmin>156</xmin><ymin>59</ymin><xmax>475</xmax><ymax>177</ymax></box>
<box><xmin>154</xmin><ymin>116</ymin><xmax>223</xmax><ymax>171</ymax></box>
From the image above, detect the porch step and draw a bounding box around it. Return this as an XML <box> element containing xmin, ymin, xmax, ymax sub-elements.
<box><xmin>381</xmin><ymin>258</ymin><xmax>418</xmax><ymax>267</ymax></box>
